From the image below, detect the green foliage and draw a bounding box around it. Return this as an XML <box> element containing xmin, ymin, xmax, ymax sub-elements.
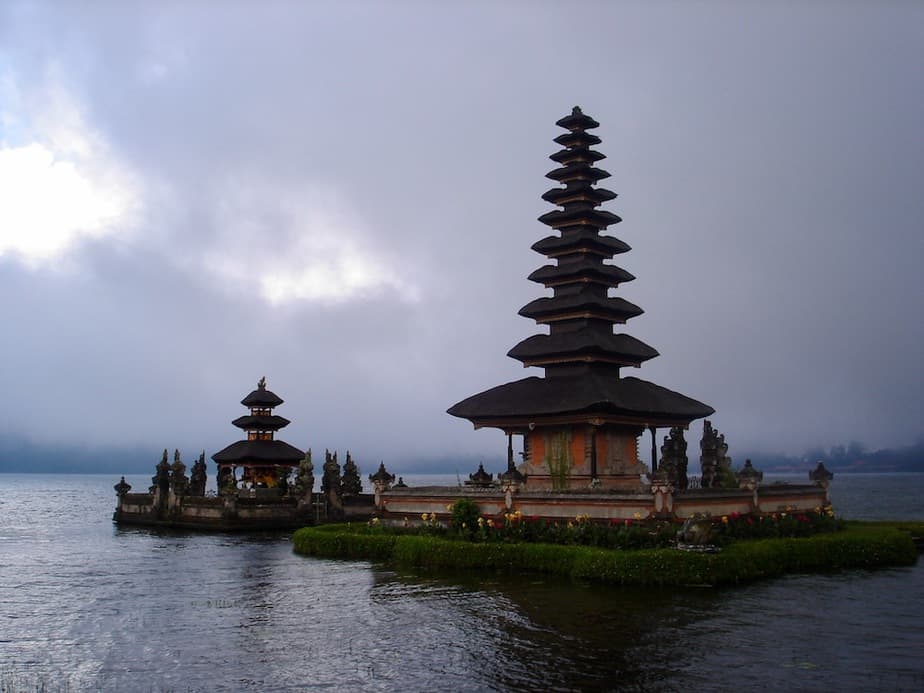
<box><xmin>544</xmin><ymin>431</ymin><xmax>572</xmax><ymax>491</ymax></box>
<box><xmin>292</xmin><ymin>523</ymin><xmax>918</xmax><ymax>587</ymax></box>
<box><xmin>711</xmin><ymin>507</ymin><xmax>840</xmax><ymax>544</ymax></box>
<box><xmin>450</xmin><ymin>498</ymin><xmax>481</xmax><ymax>539</ymax></box>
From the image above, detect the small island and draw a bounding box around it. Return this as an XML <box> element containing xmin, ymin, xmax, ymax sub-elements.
<box><xmin>291</xmin><ymin>107</ymin><xmax>920</xmax><ymax>583</ymax></box>
<box><xmin>115</xmin><ymin>107</ymin><xmax>920</xmax><ymax>583</ymax></box>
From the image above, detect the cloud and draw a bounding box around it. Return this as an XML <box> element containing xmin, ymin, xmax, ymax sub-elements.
<box><xmin>0</xmin><ymin>69</ymin><xmax>139</xmax><ymax>265</ymax></box>
<box><xmin>202</xmin><ymin>174</ymin><xmax>418</xmax><ymax>305</ymax></box>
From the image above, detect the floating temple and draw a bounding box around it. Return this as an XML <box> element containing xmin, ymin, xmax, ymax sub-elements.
<box><xmin>115</xmin><ymin>108</ymin><xmax>831</xmax><ymax>529</ymax></box>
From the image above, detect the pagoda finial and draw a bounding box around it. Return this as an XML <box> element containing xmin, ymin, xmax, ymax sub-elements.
<box><xmin>572</xmin><ymin>105</ymin><xmax>583</xmax><ymax>115</ymax></box>
<box><xmin>258</xmin><ymin>376</ymin><xmax>266</xmax><ymax>390</ymax></box>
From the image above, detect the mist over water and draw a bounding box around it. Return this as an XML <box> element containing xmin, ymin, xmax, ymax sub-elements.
<box><xmin>1</xmin><ymin>474</ymin><xmax>922</xmax><ymax>691</ymax></box>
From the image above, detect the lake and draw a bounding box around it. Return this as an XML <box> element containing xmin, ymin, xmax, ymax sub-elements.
<box><xmin>1</xmin><ymin>473</ymin><xmax>922</xmax><ymax>692</ymax></box>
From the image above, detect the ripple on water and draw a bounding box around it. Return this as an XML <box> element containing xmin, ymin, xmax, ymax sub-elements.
<box><xmin>1</xmin><ymin>474</ymin><xmax>923</xmax><ymax>692</ymax></box>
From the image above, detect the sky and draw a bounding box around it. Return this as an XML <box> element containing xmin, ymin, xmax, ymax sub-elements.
<box><xmin>1</xmin><ymin>1</ymin><xmax>922</xmax><ymax>471</ymax></box>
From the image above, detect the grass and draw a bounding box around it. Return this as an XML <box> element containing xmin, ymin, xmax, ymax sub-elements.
<box><xmin>292</xmin><ymin>521</ymin><xmax>920</xmax><ymax>587</ymax></box>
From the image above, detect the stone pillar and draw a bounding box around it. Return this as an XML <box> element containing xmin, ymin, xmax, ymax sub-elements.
<box><xmin>649</xmin><ymin>425</ymin><xmax>658</xmax><ymax>473</ymax></box>
<box><xmin>590</xmin><ymin>427</ymin><xmax>598</xmax><ymax>480</ymax></box>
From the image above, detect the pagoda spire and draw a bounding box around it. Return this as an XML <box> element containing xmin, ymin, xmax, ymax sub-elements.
<box><xmin>448</xmin><ymin>107</ymin><xmax>713</xmax><ymax>436</ymax></box>
<box><xmin>509</xmin><ymin>106</ymin><xmax>658</xmax><ymax>372</ymax></box>
<box><xmin>212</xmin><ymin>378</ymin><xmax>305</xmax><ymax>488</ymax></box>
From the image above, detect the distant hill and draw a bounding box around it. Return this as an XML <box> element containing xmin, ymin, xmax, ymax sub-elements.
<box><xmin>0</xmin><ymin>435</ymin><xmax>173</xmax><ymax>474</ymax></box>
<box><xmin>741</xmin><ymin>440</ymin><xmax>924</xmax><ymax>475</ymax></box>
<box><xmin>1</xmin><ymin>433</ymin><xmax>920</xmax><ymax>476</ymax></box>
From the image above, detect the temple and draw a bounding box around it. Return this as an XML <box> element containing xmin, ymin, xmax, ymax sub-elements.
<box><xmin>114</xmin><ymin>108</ymin><xmax>831</xmax><ymax>530</ymax></box>
<box><xmin>448</xmin><ymin>107</ymin><xmax>714</xmax><ymax>491</ymax></box>
<box><xmin>212</xmin><ymin>377</ymin><xmax>305</xmax><ymax>488</ymax></box>
<box><xmin>112</xmin><ymin>380</ymin><xmax>376</xmax><ymax>529</ymax></box>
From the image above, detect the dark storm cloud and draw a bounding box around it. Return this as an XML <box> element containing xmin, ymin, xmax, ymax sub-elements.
<box><xmin>1</xmin><ymin>1</ymin><xmax>921</xmax><ymax>467</ymax></box>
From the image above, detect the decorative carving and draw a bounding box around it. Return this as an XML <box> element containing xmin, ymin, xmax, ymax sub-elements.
<box><xmin>341</xmin><ymin>451</ymin><xmax>362</xmax><ymax>495</ymax></box>
<box><xmin>321</xmin><ymin>450</ymin><xmax>342</xmax><ymax>497</ymax></box>
<box><xmin>466</xmin><ymin>463</ymin><xmax>494</xmax><ymax>488</ymax></box>
<box><xmin>677</xmin><ymin>514</ymin><xmax>715</xmax><ymax>546</ymax></box>
<box><xmin>809</xmin><ymin>461</ymin><xmax>834</xmax><ymax>488</ymax></box>
<box><xmin>737</xmin><ymin>458</ymin><xmax>763</xmax><ymax>487</ymax></box>
<box><xmin>257</xmin><ymin>376</ymin><xmax>266</xmax><ymax>390</ymax></box>
<box><xmin>660</xmin><ymin>427</ymin><xmax>689</xmax><ymax>489</ymax></box>
<box><xmin>294</xmin><ymin>450</ymin><xmax>314</xmax><ymax>498</ymax></box>
<box><xmin>114</xmin><ymin>476</ymin><xmax>131</xmax><ymax>497</ymax></box>
<box><xmin>700</xmin><ymin>421</ymin><xmax>734</xmax><ymax>488</ymax></box>
<box><xmin>151</xmin><ymin>449</ymin><xmax>171</xmax><ymax>495</ymax></box>
<box><xmin>369</xmin><ymin>462</ymin><xmax>396</xmax><ymax>491</ymax></box>
<box><xmin>189</xmin><ymin>451</ymin><xmax>207</xmax><ymax>496</ymax></box>
<box><xmin>394</xmin><ymin>476</ymin><xmax>408</xmax><ymax>488</ymax></box>
<box><xmin>169</xmin><ymin>449</ymin><xmax>189</xmax><ymax>496</ymax></box>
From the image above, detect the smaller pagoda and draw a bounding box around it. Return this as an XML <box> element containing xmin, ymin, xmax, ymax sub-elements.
<box><xmin>212</xmin><ymin>377</ymin><xmax>305</xmax><ymax>488</ymax></box>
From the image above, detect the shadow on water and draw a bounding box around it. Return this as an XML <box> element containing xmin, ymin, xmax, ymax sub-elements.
<box><xmin>363</xmin><ymin>567</ymin><xmax>727</xmax><ymax>692</ymax></box>
<box><xmin>362</xmin><ymin>561</ymin><xmax>924</xmax><ymax>692</ymax></box>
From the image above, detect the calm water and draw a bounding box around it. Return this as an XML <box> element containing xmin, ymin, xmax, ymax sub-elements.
<box><xmin>0</xmin><ymin>473</ymin><xmax>922</xmax><ymax>692</ymax></box>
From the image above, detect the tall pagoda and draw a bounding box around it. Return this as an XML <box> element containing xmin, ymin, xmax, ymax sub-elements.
<box><xmin>448</xmin><ymin>107</ymin><xmax>714</xmax><ymax>490</ymax></box>
<box><xmin>212</xmin><ymin>377</ymin><xmax>305</xmax><ymax>488</ymax></box>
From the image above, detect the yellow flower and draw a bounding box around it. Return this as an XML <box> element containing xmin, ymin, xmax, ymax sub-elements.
<box><xmin>721</xmin><ymin>516</ymin><xmax>729</xmax><ymax>524</ymax></box>
<box><xmin>421</xmin><ymin>513</ymin><xmax>428</xmax><ymax>521</ymax></box>
<box><xmin>446</xmin><ymin>504</ymin><xmax>453</xmax><ymax>512</ymax></box>
<box><xmin>477</xmin><ymin>517</ymin><xmax>484</xmax><ymax>527</ymax></box>
<box><xmin>487</xmin><ymin>519</ymin><xmax>494</xmax><ymax>528</ymax></box>
<box><xmin>633</xmin><ymin>512</ymin><xmax>642</xmax><ymax>520</ymax></box>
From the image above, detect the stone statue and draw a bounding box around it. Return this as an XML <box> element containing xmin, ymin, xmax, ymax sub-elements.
<box><xmin>660</xmin><ymin>427</ymin><xmax>689</xmax><ymax>489</ymax></box>
<box><xmin>151</xmin><ymin>449</ymin><xmax>171</xmax><ymax>495</ymax></box>
<box><xmin>341</xmin><ymin>451</ymin><xmax>362</xmax><ymax>495</ymax></box>
<box><xmin>677</xmin><ymin>514</ymin><xmax>715</xmax><ymax>545</ymax></box>
<box><xmin>170</xmin><ymin>449</ymin><xmax>189</xmax><ymax>496</ymax></box>
<box><xmin>700</xmin><ymin>421</ymin><xmax>735</xmax><ymax>488</ymax></box>
<box><xmin>321</xmin><ymin>450</ymin><xmax>342</xmax><ymax>498</ymax></box>
<box><xmin>700</xmin><ymin>421</ymin><xmax>718</xmax><ymax>488</ymax></box>
<box><xmin>189</xmin><ymin>451</ymin><xmax>207</xmax><ymax>496</ymax></box>
<box><xmin>294</xmin><ymin>450</ymin><xmax>315</xmax><ymax>498</ymax></box>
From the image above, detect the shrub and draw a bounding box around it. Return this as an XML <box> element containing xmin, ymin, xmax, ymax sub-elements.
<box><xmin>450</xmin><ymin>497</ymin><xmax>481</xmax><ymax>539</ymax></box>
<box><xmin>292</xmin><ymin>523</ymin><xmax>918</xmax><ymax>587</ymax></box>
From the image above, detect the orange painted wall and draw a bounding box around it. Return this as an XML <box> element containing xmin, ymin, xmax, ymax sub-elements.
<box><xmin>569</xmin><ymin>428</ymin><xmax>585</xmax><ymax>469</ymax></box>
<box><xmin>529</xmin><ymin>431</ymin><xmax>545</xmax><ymax>467</ymax></box>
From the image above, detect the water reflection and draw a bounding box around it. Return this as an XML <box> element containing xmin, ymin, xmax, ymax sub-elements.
<box><xmin>1</xmin><ymin>474</ymin><xmax>922</xmax><ymax>692</ymax></box>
